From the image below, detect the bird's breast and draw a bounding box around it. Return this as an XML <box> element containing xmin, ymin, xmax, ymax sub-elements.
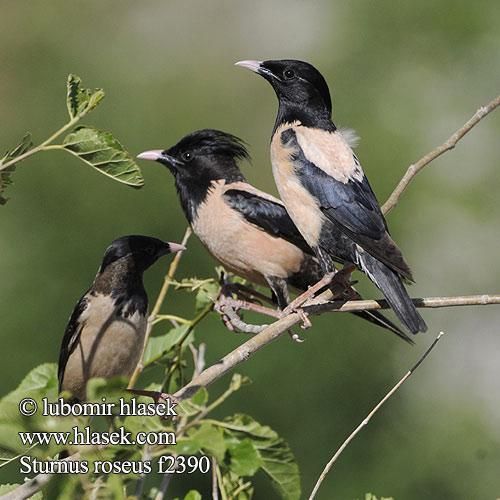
<box><xmin>191</xmin><ymin>180</ymin><xmax>305</xmax><ymax>285</ymax></box>
<box><xmin>270</xmin><ymin>123</ymin><xmax>326</xmax><ymax>248</ymax></box>
<box><xmin>61</xmin><ymin>293</ymin><xmax>147</xmax><ymax>401</ymax></box>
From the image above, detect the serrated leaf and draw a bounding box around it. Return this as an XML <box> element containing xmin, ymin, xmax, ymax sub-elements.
<box><xmin>0</xmin><ymin>133</ymin><xmax>33</xmax><ymax>205</ymax></box>
<box><xmin>188</xmin><ymin>423</ymin><xmax>226</xmax><ymax>462</ymax></box>
<box><xmin>66</xmin><ymin>74</ymin><xmax>104</xmax><ymax>119</ymax></box>
<box><xmin>143</xmin><ymin>324</ymin><xmax>193</xmax><ymax>366</ymax></box>
<box><xmin>62</xmin><ymin>126</ymin><xmax>144</xmax><ymax>187</ymax></box>
<box><xmin>223</xmin><ymin>414</ymin><xmax>300</xmax><ymax>500</ymax></box>
<box><xmin>227</xmin><ymin>438</ymin><xmax>263</xmax><ymax>477</ymax></box>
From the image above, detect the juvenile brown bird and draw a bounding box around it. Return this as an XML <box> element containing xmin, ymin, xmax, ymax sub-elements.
<box><xmin>58</xmin><ymin>235</ymin><xmax>185</xmax><ymax>402</ymax></box>
<box><xmin>138</xmin><ymin>129</ymin><xmax>412</xmax><ymax>342</ymax></box>
<box><xmin>236</xmin><ymin>59</ymin><xmax>427</xmax><ymax>334</ymax></box>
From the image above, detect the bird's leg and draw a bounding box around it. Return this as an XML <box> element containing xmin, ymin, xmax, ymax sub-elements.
<box><xmin>217</xmin><ymin>303</ymin><xmax>269</xmax><ymax>334</ymax></box>
<box><xmin>215</xmin><ymin>293</ymin><xmax>280</xmax><ymax>334</ymax></box>
<box><xmin>281</xmin><ymin>271</ymin><xmax>336</xmax><ymax>319</ymax></box>
<box><xmin>216</xmin><ymin>295</ymin><xmax>281</xmax><ymax>319</ymax></box>
<box><xmin>220</xmin><ymin>282</ymin><xmax>275</xmax><ymax>306</ymax></box>
<box><xmin>330</xmin><ymin>263</ymin><xmax>358</xmax><ymax>298</ymax></box>
<box><xmin>265</xmin><ymin>275</ymin><xmax>307</xmax><ymax>341</ymax></box>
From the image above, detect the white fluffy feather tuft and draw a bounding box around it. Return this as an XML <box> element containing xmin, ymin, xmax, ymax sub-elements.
<box><xmin>338</xmin><ymin>127</ymin><xmax>360</xmax><ymax>148</ymax></box>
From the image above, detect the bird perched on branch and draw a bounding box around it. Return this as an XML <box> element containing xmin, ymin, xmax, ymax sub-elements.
<box><xmin>235</xmin><ymin>59</ymin><xmax>427</xmax><ymax>335</ymax></box>
<box><xmin>138</xmin><ymin>129</ymin><xmax>412</xmax><ymax>342</ymax></box>
<box><xmin>58</xmin><ymin>235</ymin><xmax>185</xmax><ymax>402</ymax></box>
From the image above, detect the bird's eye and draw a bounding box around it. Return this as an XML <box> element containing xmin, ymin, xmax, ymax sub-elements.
<box><xmin>283</xmin><ymin>69</ymin><xmax>295</xmax><ymax>80</ymax></box>
<box><xmin>145</xmin><ymin>244</ymin><xmax>156</xmax><ymax>256</ymax></box>
<box><xmin>182</xmin><ymin>151</ymin><xmax>193</xmax><ymax>162</ymax></box>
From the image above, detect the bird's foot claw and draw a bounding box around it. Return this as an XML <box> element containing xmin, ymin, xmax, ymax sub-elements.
<box><xmin>280</xmin><ymin>305</ymin><xmax>311</xmax><ymax>333</ymax></box>
<box><xmin>287</xmin><ymin>329</ymin><xmax>305</xmax><ymax>343</ymax></box>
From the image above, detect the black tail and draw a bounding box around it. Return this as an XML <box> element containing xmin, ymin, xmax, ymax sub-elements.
<box><xmin>352</xmin><ymin>309</ymin><xmax>414</xmax><ymax>344</ymax></box>
<box><xmin>289</xmin><ymin>254</ymin><xmax>415</xmax><ymax>342</ymax></box>
<box><xmin>359</xmin><ymin>252</ymin><xmax>427</xmax><ymax>334</ymax></box>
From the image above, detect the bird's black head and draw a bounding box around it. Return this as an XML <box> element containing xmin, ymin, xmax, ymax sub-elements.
<box><xmin>236</xmin><ymin>59</ymin><xmax>334</xmax><ymax>131</ymax></box>
<box><xmin>99</xmin><ymin>235</ymin><xmax>184</xmax><ymax>276</ymax></box>
<box><xmin>138</xmin><ymin>129</ymin><xmax>250</xmax><ymax>222</ymax></box>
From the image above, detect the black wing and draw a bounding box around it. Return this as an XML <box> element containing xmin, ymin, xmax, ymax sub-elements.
<box><xmin>285</xmin><ymin>129</ymin><xmax>413</xmax><ymax>278</ymax></box>
<box><xmin>58</xmin><ymin>293</ymin><xmax>89</xmax><ymax>392</ymax></box>
<box><xmin>285</xmin><ymin>130</ymin><xmax>387</xmax><ymax>240</ymax></box>
<box><xmin>223</xmin><ymin>188</ymin><xmax>313</xmax><ymax>255</ymax></box>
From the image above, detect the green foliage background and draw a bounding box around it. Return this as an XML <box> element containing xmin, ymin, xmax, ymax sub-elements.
<box><xmin>1</xmin><ymin>0</ymin><xmax>500</xmax><ymax>498</ymax></box>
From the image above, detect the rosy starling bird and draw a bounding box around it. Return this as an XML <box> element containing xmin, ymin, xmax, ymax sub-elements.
<box><xmin>58</xmin><ymin>235</ymin><xmax>185</xmax><ymax>402</ymax></box>
<box><xmin>138</xmin><ymin>129</ymin><xmax>412</xmax><ymax>342</ymax></box>
<box><xmin>236</xmin><ymin>59</ymin><xmax>427</xmax><ymax>334</ymax></box>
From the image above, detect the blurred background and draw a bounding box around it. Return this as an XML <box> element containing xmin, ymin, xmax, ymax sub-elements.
<box><xmin>1</xmin><ymin>0</ymin><xmax>499</xmax><ymax>498</ymax></box>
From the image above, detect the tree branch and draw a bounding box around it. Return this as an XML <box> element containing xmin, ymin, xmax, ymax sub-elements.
<box><xmin>308</xmin><ymin>332</ymin><xmax>444</xmax><ymax>500</ymax></box>
<box><xmin>173</xmin><ymin>291</ymin><xmax>499</xmax><ymax>401</ymax></box>
<box><xmin>382</xmin><ymin>92</ymin><xmax>500</xmax><ymax>215</ymax></box>
<box><xmin>303</xmin><ymin>293</ymin><xmax>500</xmax><ymax>315</ymax></box>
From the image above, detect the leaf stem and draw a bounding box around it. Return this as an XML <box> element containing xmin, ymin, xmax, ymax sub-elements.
<box><xmin>0</xmin><ymin>115</ymin><xmax>80</xmax><ymax>172</ymax></box>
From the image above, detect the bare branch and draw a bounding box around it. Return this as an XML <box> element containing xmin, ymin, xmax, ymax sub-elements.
<box><xmin>303</xmin><ymin>293</ymin><xmax>500</xmax><ymax>315</ymax></box>
<box><xmin>382</xmin><ymin>93</ymin><xmax>500</xmax><ymax>215</ymax></box>
<box><xmin>308</xmin><ymin>332</ymin><xmax>444</xmax><ymax>500</ymax></box>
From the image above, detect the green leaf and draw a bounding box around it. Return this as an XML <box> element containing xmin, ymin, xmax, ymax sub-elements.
<box><xmin>220</xmin><ymin>472</ymin><xmax>254</xmax><ymax>500</ymax></box>
<box><xmin>85</xmin><ymin>375</ymin><xmax>129</xmax><ymax>403</ymax></box>
<box><xmin>188</xmin><ymin>423</ymin><xmax>226</xmax><ymax>462</ymax></box>
<box><xmin>0</xmin><ymin>133</ymin><xmax>33</xmax><ymax>205</ymax></box>
<box><xmin>195</xmin><ymin>280</ymin><xmax>219</xmax><ymax>312</ymax></box>
<box><xmin>358</xmin><ymin>495</ymin><xmax>395</xmax><ymax>500</ymax></box>
<box><xmin>62</xmin><ymin>126</ymin><xmax>144</xmax><ymax>187</ymax></box>
<box><xmin>176</xmin><ymin>388</ymin><xmax>208</xmax><ymax>417</ymax></box>
<box><xmin>223</xmin><ymin>414</ymin><xmax>301</xmax><ymax>500</ymax></box>
<box><xmin>173</xmin><ymin>438</ymin><xmax>201</xmax><ymax>455</ymax></box>
<box><xmin>143</xmin><ymin>324</ymin><xmax>193</xmax><ymax>366</ymax></box>
<box><xmin>173</xmin><ymin>491</ymin><xmax>202</xmax><ymax>500</ymax></box>
<box><xmin>227</xmin><ymin>438</ymin><xmax>263</xmax><ymax>476</ymax></box>
<box><xmin>230</xmin><ymin>373</ymin><xmax>251</xmax><ymax>392</ymax></box>
<box><xmin>183</xmin><ymin>490</ymin><xmax>202</xmax><ymax>500</ymax></box>
<box><xmin>0</xmin><ymin>363</ymin><xmax>57</xmax><ymax>417</ymax></box>
<box><xmin>66</xmin><ymin>74</ymin><xmax>104</xmax><ymax>119</ymax></box>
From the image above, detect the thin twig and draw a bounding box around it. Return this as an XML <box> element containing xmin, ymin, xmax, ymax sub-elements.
<box><xmin>154</xmin><ymin>474</ymin><xmax>173</xmax><ymax>500</ymax></box>
<box><xmin>382</xmin><ymin>93</ymin><xmax>500</xmax><ymax>214</ymax></box>
<box><xmin>303</xmin><ymin>293</ymin><xmax>500</xmax><ymax>315</ymax></box>
<box><xmin>128</xmin><ymin>226</ymin><xmax>192</xmax><ymax>389</ymax></box>
<box><xmin>308</xmin><ymin>332</ymin><xmax>444</xmax><ymax>500</ymax></box>
<box><xmin>212</xmin><ymin>457</ymin><xmax>219</xmax><ymax>500</ymax></box>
